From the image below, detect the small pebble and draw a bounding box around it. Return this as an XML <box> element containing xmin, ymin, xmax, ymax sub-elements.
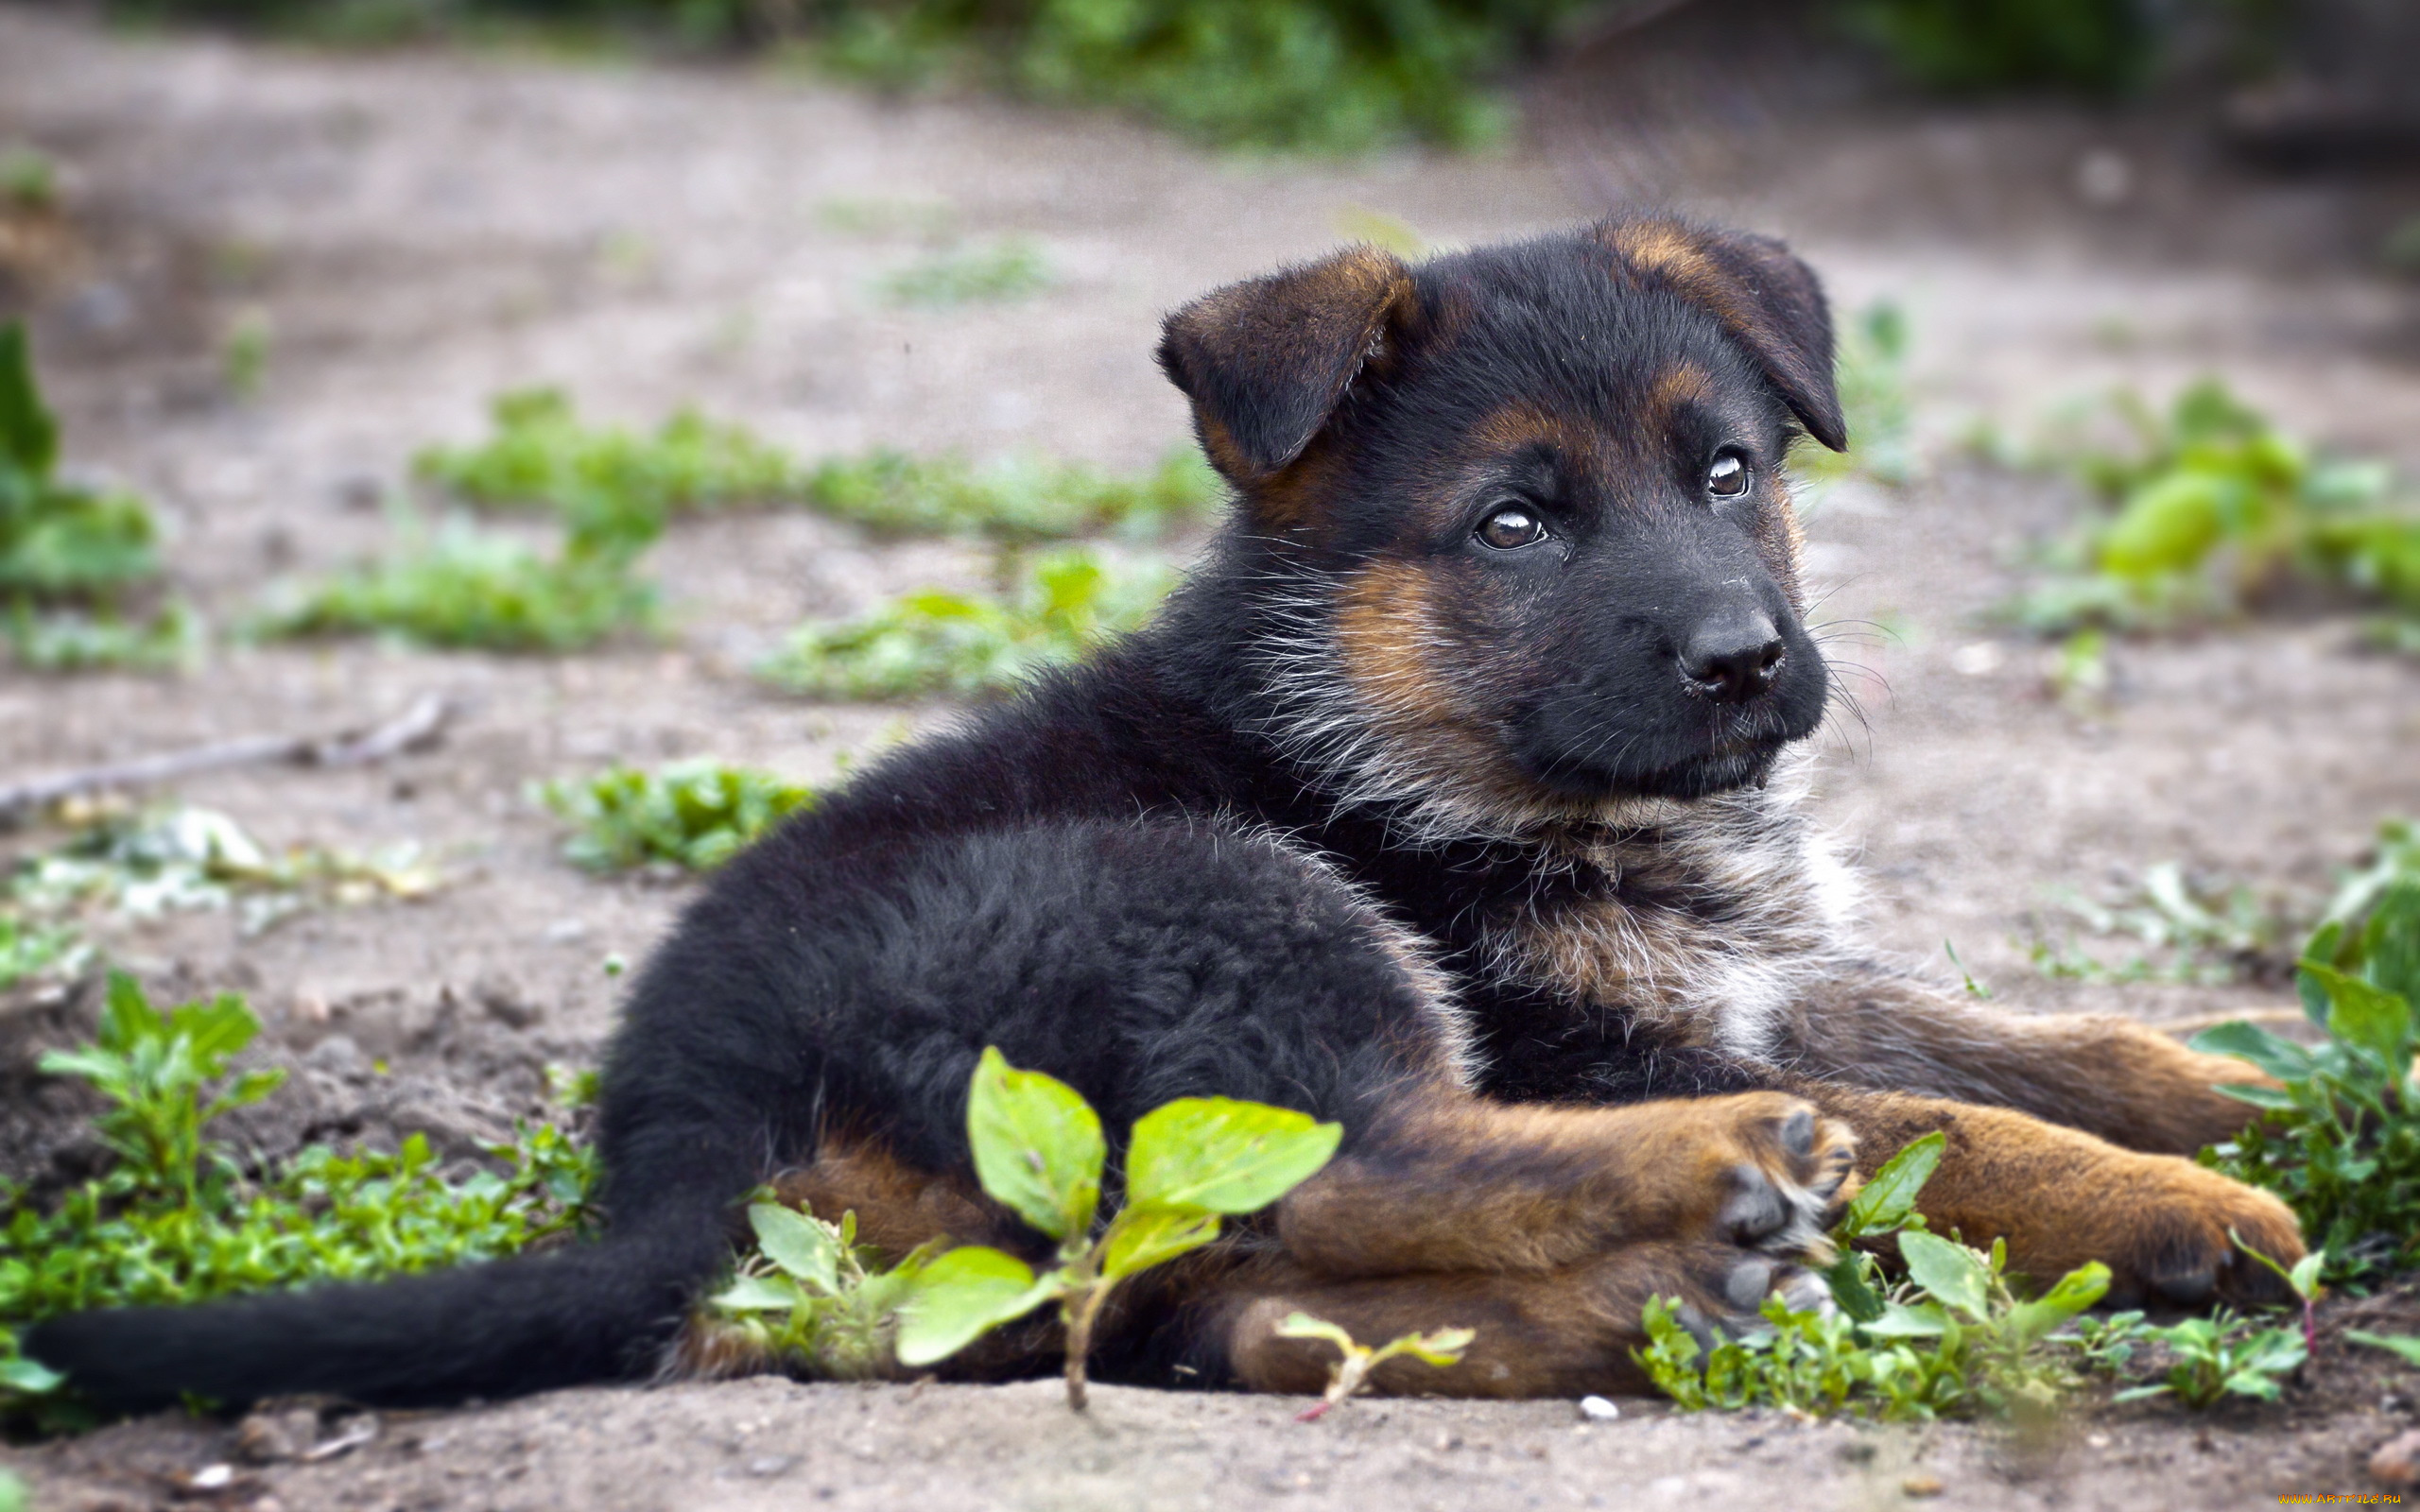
<box><xmin>1900</xmin><ymin>1473</ymin><xmax>1945</xmax><ymax>1498</ymax></box>
<box><xmin>1576</xmin><ymin>1395</ymin><xmax>1620</xmax><ymax>1422</ymax></box>
<box><xmin>745</xmin><ymin>1455</ymin><xmax>796</xmax><ymax>1478</ymax></box>
<box><xmin>190</xmin><ymin>1465</ymin><xmax>234</xmax><ymax>1490</ymax></box>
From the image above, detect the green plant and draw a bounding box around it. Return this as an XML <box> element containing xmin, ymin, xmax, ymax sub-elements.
<box><xmin>257</xmin><ymin>506</ymin><xmax>659</xmax><ymax>652</ymax></box>
<box><xmin>2027</xmin><ymin>859</ymin><xmax>2296</xmax><ymax>988</ymax></box>
<box><xmin>0</xmin><ymin>322</ymin><xmax>173</xmax><ymax>655</ymax></box>
<box><xmin>1835</xmin><ymin>0</ymin><xmax>2153</xmax><ymax>95</ymax></box>
<box><xmin>222</xmin><ymin>310</ymin><xmax>271</xmax><ymax>401</ymax></box>
<box><xmin>702</xmin><ymin>1200</ymin><xmax>942</xmax><ymax>1379</ymax></box>
<box><xmin>875</xmin><ymin>238</ymin><xmax>1054</xmax><ymax>307</ymax></box>
<box><xmin>1638</xmin><ymin>1132</ymin><xmax>2112</xmax><ymax>1421</ymax></box>
<box><xmin>757</xmin><ymin>548</ymin><xmax>1171</xmax><ymax>701</ymax></box>
<box><xmin>2114</xmin><ymin>1312</ymin><xmax>2306</xmax><ymax>1407</ymax></box>
<box><xmin>2007</xmin><ymin>380</ymin><xmax>2420</xmax><ymax>644</ymax></box>
<box><xmin>1275</xmin><ymin>1313</ymin><xmax>1474</xmax><ymax>1419</ymax></box>
<box><xmin>1794</xmin><ymin>299</ymin><xmax>1914</xmax><ymax>488</ymax></box>
<box><xmin>2347</xmin><ymin>1330</ymin><xmax>2420</xmax><ymax>1368</ymax></box>
<box><xmin>0</xmin><ymin>148</ymin><xmax>57</xmax><ymax>213</ymax></box>
<box><xmin>2</xmin><ymin>976</ymin><xmax>596</xmax><ymax>1424</ymax></box>
<box><xmin>2193</xmin><ymin>820</ymin><xmax>2420</xmax><ymax>1280</ymax></box>
<box><xmin>7</xmin><ymin>600</ymin><xmax>202</xmax><ymax>672</ymax></box>
<box><xmin>0</xmin><ymin>915</ymin><xmax>88</xmax><ymax>994</ymax></box>
<box><xmin>801</xmin><ymin>447</ymin><xmax>1219</xmax><ymax>543</ymax></box>
<box><xmin>421</xmin><ymin>388</ymin><xmax>1219</xmax><ymax>544</ymax></box>
<box><xmin>416</xmin><ymin>388</ymin><xmax>802</xmax><ymax>527</ymax></box>
<box><xmin>539</xmin><ymin>760</ymin><xmax>815</xmax><ymax>871</ymax></box>
<box><xmin>891</xmin><ymin>1047</ymin><xmax>1340</xmax><ymax>1408</ymax></box>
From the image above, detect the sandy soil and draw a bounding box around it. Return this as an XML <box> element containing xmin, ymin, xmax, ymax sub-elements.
<box><xmin>2</xmin><ymin>1</ymin><xmax>2419</xmax><ymax>1505</ymax></box>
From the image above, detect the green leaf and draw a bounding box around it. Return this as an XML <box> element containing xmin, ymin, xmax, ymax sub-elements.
<box><xmin>1098</xmin><ymin>1206</ymin><xmax>1221</xmax><ymax>1281</ymax></box>
<box><xmin>1835</xmin><ymin>1131</ymin><xmax>1945</xmax><ymax>1241</ymax></box>
<box><xmin>893</xmin><ymin>1246</ymin><xmax>1057</xmax><ymax>1368</ymax></box>
<box><xmin>0</xmin><ymin>1354</ymin><xmax>63</xmax><ymax>1395</ymax></box>
<box><xmin>964</xmin><ymin>1047</ymin><xmax>1103</xmax><ymax>1243</ymax></box>
<box><xmin>1860</xmin><ymin>1300</ymin><xmax>1951</xmax><ymax>1338</ymax></box>
<box><xmin>748</xmin><ymin>1203</ymin><xmax>841</xmax><ymax>1295</ymax></box>
<box><xmin>2348</xmin><ymin>1331</ymin><xmax>2420</xmax><ymax>1369</ymax></box>
<box><xmin>712</xmin><ymin>1273</ymin><xmax>807</xmax><ymax>1313</ymax></box>
<box><xmin>1274</xmin><ymin>1313</ymin><xmax>1358</xmax><ymax>1351</ymax></box>
<box><xmin>2306</xmin><ymin>961</ymin><xmax>2412</xmax><ymax>1069</ymax></box>
<box><xmin>2212</xmin><ymin>1082</ymin><xmax>2298</xmax><ymax>1110</ymax></box>
<box><xmin>1821</xmin><ymin>1251</ymin><xmax>1888</xmax><ymax>1324</ymax></box>
<box><xmin>1898</xmin><ymin>1231</ymin><xmax>1994</xmax><ymax>1321</ymax></box>
<box><xmin>2188</xmin><ymin>1020</ymin><xmax>2316</xmax><ymax>1083</ymax></box>
<box><xmin>1124</xmin><ymin>1097</ymin><xmax>1342</xmax><ymax>1214</ymax></box>
<box><xmin>2001</xmin><ymin>1263</ymin><xmax>2111</xmax><ymax>1349</ymax></box>
<box><xmin>0</xmin><ymin>322</ymin><xmax>60</xmax><ymax>480</ymax></box>
<box><xmin>1375</xmin><ymin>1327</ymin><xmax>1477</xmax><ymax>1368</ymax></box>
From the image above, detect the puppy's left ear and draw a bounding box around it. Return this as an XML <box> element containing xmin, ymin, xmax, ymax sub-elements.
<box><xmin>1596</xmin><ymin>218</ymin><xmax>1847</xmax><ymax>453</ymax></box>
<box><xmin>1156</xmin><ymin>245</ymin><xmax>1414</xmax><ymax>487</ymax></box>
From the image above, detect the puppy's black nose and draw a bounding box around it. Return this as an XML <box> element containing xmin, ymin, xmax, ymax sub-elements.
<box><xmin>1680</xmin><ymin>612</ymin><xmax>1786</xmax><ymax>703</ymax></box>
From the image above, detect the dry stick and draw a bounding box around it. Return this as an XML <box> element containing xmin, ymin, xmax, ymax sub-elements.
<box><xmin>0</xmin><ymin>695</ymin><xmax>452</xmax><ymax>823</ymax></box>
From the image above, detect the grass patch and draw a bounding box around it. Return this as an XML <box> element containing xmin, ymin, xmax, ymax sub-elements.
<box><xmin>418</xmin><ymin>387</ymin><xmax>1219</xmax><ymax>543</ymax></box>
<box><xmin>756</xmin><ymin>548</ymin><xmax>1171</xmax><ymax>701</ymax></box>
<box><xmin>874</xmin><ymin>237</ymin><xmax>1053</xmax><ymax>307</ymax></box>
<box><xmin>2193</xmin><ymin>819</ymin><xmax>2420</xmax><ymax>1282</ymax></box>
<box><xmin>1793</xmin><ymin>299</ymin><xmax>1915</xmax><ymax>490</ymax></box>
<box><xmin>2024</xmin><ymin>860</ymin><xmax>2297</xmax><ymax>987</ymax></box>
<box><xmin>0</xmin><ymin>321</ymin><xmax>188</xmax><ymax>669</ymax></box>
<box><xmin>539</xmin><ymin>760</ymin><xmax>816</xmax><ymax>872</ymax></box>
<box><xmin>2005</xmin><ymin>380</ymin><xmax>2420</xmax><ymax>646</ymax></box>
<box><xmin>2</xmin><ymin>974</ymin><xmax>596</xmax><ymax>1427</ymax></box>
<box><xmin>256</xmin><ymin>506</ymin><xmax>660</xmax><ymax>653</ymax></box>
<box><xmin>1835</xmin><ymin>0</ymin><xmax>2153</xmax><ymax>95</ymax></box>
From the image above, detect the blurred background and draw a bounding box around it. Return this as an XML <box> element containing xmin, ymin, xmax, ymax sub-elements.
<box><xmin>0</xmin><ymin>0</ymin><xmax>2418</xmax><ymax>1499</ymax></box>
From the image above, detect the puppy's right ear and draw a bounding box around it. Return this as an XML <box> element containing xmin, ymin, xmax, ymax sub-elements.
<box><xmin>1156</xmin><ymin>246</ymin><xmax>1413</xmax><ymax>487</ymax></box>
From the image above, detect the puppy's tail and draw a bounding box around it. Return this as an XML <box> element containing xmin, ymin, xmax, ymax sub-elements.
<box><xmin>22</xmin><ymin>1185</ymin><xmax>731</xmax><ymax>1412</ymax></box>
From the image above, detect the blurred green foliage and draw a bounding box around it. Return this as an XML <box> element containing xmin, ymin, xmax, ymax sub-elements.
<box><xmin>759</xmin><ymin>547</ymin><xmax>1170</xmax><ymax>699</ymax></box>
<box><xmin>422</xmin><ymin>387</ymin><xmax>1220</xmax><ymax>543</ymax></box>
<box><xmin>876</xmin><ymin>237</ymin><xmax>1054</xmax><ymax>306</ymax></box>
<box><xmin>0</xmin><ymin>322</ymin><xmax>189</xmax><ymax>668</ymax></box>
<box><xmin>1837</xmin><ymin>0</ymin><xmax>2153</xmax><ymax>94</ymax></box>
<box><xmin>2007</xmin><ymin>379</ymin><xmax>2420</xmax><ymax>645</ymax></box>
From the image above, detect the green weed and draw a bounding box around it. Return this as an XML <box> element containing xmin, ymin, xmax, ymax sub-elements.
<box><xmin>2112</xmin><ymin>1312</ymin><xmax>2306</xmax><ymax>1407</ymax></box>
<box><xmin>702</xmin><ymin>1200</ymin><xmax>941</xmax><ymax>1380</ymax></box>
<box><xmin>875</xmin><ymin>238</ymin><xmax>1053</xmax><ymax>307</ymax></box>
<box><xmin>0</xmin><ymin>321</ymin><xmax>187</xmax><ymax>666</ymax></box>
<box><xmin>2</xmin><ymin>975</ymin><xmax>596</xmax><ymax>1425</ymax></box>
<box><xmin>539</xmin><ymin>760</ymin><xmax>815</xmax><ymax>872</ymax></box>
<box><xmin>221</xmin><ymin>310</ymin><xmax>271</xmax><ymax>401</ymax></box>
<box><xmin>2026</xmin><ymin>860</ymin><xmax>2295</xmax><ymax>988</ymax></box>
<box><xmin>2006</xmin><ymin>380</ymin><xmax>2420</xmax><ymax>644</ymax></box>
<box><xmin>257</xmin><ymin>507</ymin><xmax>659</xmax><ymax>652</ymax></box>
<box><xmin>6</xmin><ymin>600</ymin><xmax>202</xmax><ymax>673</ymax></box>
<box><xmin>420</xmin><ymin>388</ymin><xmax>1219</xmax><ymax>543</ymax></box>
<box><xmin>891</xmin><ymin>1047</ymin><xmax>1340</xmax><ymax>1407</ymax></box>
<box><xmin>0</xmin><ymin>148</ymin><xmax>57</xmax><ymax>213</ymax></box>
<box><xmin>416</xmin><ymin>388</ymin><xmax>801</xmax><ymax>524</ymax></box>
<box><xmin>0</xmin><ymin>915</ymin><xmax>87</xmax><ymax>995</ymax></box>
<box><xmin>1794</xmin><ymin>299</ymin><xmax>1914</xmax><ymax>488</ymax></box>
<box><xmin>2193</xmin><ymin>821</ymin><xmax>2420</xmax><ymax>1282</ymax></box>
<box><xmin>1638</xmin><ymin>1132</ymin><xmax>2112</xmax><ymax>1421</ymax></box>
<box><xmin>1277</xmin><ymin>1314</ymin><xmax>1473</xmax><ymax>1419</ymax></box>
<box><xmin>757</xmin><ymin>548</ymin><xmax>1171</xmax><ymax>701</ymax></box>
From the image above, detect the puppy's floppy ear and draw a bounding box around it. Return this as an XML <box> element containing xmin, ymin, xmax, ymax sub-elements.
<box><xmin>1156</xmin><ymin>245</ymin><xmax>1414</xmax><ymax>485</ymax></box>
<box><xmin>1595</xmin><ymin>217</ymin><xmax>1848</xmax><ymax>453</ymax></box>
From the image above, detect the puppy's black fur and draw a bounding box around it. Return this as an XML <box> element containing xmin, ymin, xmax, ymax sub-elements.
<box><xmin>27</xmin><ymin>219</ymin><xmax>2300</xmax><ymax>1411</ymax></box>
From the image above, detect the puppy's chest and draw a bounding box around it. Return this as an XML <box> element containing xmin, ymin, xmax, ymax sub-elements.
<box><xmin>1443</xmin><ymin>835</ymin><xmax>1837</xmax><ymax>1059</ymax></box>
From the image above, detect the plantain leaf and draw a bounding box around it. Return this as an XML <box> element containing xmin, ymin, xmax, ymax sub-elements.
<box><xmin>2189</xmin><ymin>1020</ymin><xmax>2316</xmax><ymax>1083</ymax></box>
<box><xmin>965</xmin><ymin>1047</ymin><xmax>1103</xmax><ymax>1243</ymax></box>
<box><xmin>1899</xmin><ymin>1231</ymin><xmax>1993</xmax><ymax>1321</ymax></box>
<box><xmin>748</xmin><ymin>1203</ymin><xmax>841</xmax><ymax>1295</ymax></box>
<box><xmin>1124</xmin><ymin>1097</ymin><xmax>1340</xmax><ymax>1214</ymax></box>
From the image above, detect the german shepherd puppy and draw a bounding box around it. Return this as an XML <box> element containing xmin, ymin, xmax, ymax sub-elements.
<box><xmin>30</xmin><ymin>219</ymin><xmax>2303</xmax><ymax>1410</ymax></box>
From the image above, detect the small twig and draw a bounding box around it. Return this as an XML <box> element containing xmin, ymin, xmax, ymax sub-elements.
<box><xmin>0</xmin><ymin>696</ymin><xmax>451</xmax><ymax>823</ymax></box>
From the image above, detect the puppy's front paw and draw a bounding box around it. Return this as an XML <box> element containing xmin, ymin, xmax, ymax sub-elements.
<box><xmin>1657</xmin><ymin>1093</ymin><xmax>1859</xmax><ymax>1260</ymax></box>
<box><xmin>2082</xmin><ymin>1157</ymin><xmax>2305</xmax><ymax>1308</ymax></box>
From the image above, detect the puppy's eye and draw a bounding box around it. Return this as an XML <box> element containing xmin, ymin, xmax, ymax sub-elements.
<box><xmin>1706</xmin><ymin>453</ymin><xmax>1751</xmax><ymax>499</ymax></box>
<box><xmin>1476</xmin><ymin>506</ymin><xmax>1547</xmax><ymax>551</ymax></box>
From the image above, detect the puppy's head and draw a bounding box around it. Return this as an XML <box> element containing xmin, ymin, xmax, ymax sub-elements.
<box><xmin>1158</xmin><ymin>217</ymin><xmax>1844</xmax><ymax>836</ymax></box>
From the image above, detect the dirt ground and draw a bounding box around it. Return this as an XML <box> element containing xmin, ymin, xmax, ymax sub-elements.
<box><xmin>3</xmin><ymin>1</ymin><xmax>2420</xmax><ymax>1506</ymax></box>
